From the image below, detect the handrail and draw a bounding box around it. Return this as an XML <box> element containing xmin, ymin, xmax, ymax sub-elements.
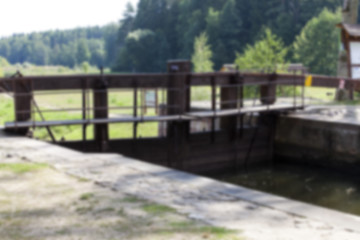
<box><xmin>0</xmin><ymin>72</ymin><xmax>357</xmax><ymax>92</ymax></box>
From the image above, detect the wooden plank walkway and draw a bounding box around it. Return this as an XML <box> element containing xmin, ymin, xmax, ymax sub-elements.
<box><xmin>4</xmin><ymin>104</ymin><xmax>303</xmax><ymax>129</ymax></box>
<box><xmin>187</xmin><ymin>104</ymin><xmax>303</xmax><ymax>118</ymax></box>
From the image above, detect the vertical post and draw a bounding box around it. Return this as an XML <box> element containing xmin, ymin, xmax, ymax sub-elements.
<box><xmin>220</xmin><ymin>74</ymin><xmax>238</xmax><ymax>140</ymax></box>
<box><xmin>133</xmin><ymin>80</ymin><xmax>138</xmax><ymax>139</ymax></box>
<box><xmin>82</xmin><ymin>79</ymin><xmax>88</xmax><ymax>149</ymax></box>
<box><xmin>93</xmin><ymin>75</ymin><xmax>109</xmax><ymax>152</ymax></box>
<box><xmin>211</xmin><ymin>76</ymin><xmax>216</xmax><ymax>143</ymax></box>
<box><xmin>235</xmin><ymin>73</ymin><xmax>244</xmax><ymax>172</ymax></box>
<box><xmin>238</xmin><ymin>73</ymin><xmax>244</xmax><ymax>137</ymax></box>
<box><xmin>166</xmin><ymin>60</ymin><xmax>191</xmax><ymax>169</ymax></box>
<box><xmin>349</xmin><ymin>81</ymin><xmax>354</xmax><ymax>101</ymax></box>
<box><xmin>302</xmin><ymin>77</ymin><xmax>305</xmax><ymax>108</ymax></box>
<box><xmin>13</xmin><ymin>77</ymin><xmax>32</xmax><ymax>135</ymax></box>
<box><xmin>293</xmin><ymin>72</ymin><xmax>297</xmax><ymax>108</ymax></box>
<box><xmin>260</xmin><ymin>73</ymin><xmax>277</xmax><ymax>105</ymax></box>
<box><xmin>166</xmin><ymin>60</ymin><xmax>191</xmax><ymax>129</ymax></box>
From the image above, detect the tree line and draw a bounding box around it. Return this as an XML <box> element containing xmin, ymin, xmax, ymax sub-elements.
<box><xmin>0</xmin><ymin>0</ymin><xmax>344</xmax><ymax>75</ymax></box>
<box><xmin>0</xmin><ymin>24</ymin><xmax>119</xmax><ymax>68</ymax></box>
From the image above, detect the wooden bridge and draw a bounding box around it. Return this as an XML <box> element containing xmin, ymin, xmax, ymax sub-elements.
<box><xmin>0</xmin><ymin>60</ymin><xmax>357</xmax><ymax>174</ymax></box>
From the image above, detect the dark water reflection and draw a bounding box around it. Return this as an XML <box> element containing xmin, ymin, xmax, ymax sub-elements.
<box><xmin>220</xmin><ymin>164</ymin><xmax>360</xmax><ymax>216</ymax></box>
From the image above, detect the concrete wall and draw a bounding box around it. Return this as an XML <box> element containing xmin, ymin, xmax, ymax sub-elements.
<box><xmin>275</xmin><ymin>116</ymin><xmax>360</xmax><ymax>172</ymax></box>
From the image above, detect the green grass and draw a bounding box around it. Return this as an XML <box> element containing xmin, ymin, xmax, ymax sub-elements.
<box><xmin>169</xmin><ymin>221</ymin><xmax>242</xmax><ymax>240</ymax></box>
<box><xmin>3</xmin><ymin>63</ymin><xmax>106</xmax><ymax>77</ymax></box>
<box><xmin>142</xmin><ymin>203</ymin><xmax>175</xmax><ymax>215</ymax></box>
<box><xmin>169</xmin><ymin>221</ymin><xmax>194</xmax><ymax>228</ymax></box>
<box><xmin>117</xmin><ymin>208</ymin><xmax>126</xmax><ymax>216</ymax></box>
<box><xmin>192</xmin><ymin>86</ymin><xmax>213</xmax><ymax>101</ymax></box>
<box><xmin>75</xmin><ymin>206</ymin><xmax>93</xmax><ymax>214</ymax></box>
<box><xmin>190</xmin><ymin>85</ymin><xmax>337</xmax><ymax>103</ymax></box>
<box><xmin>79</xmin><ymin>192</ymin><xmax>95</xmax><ymax>201</ymax></box>
<box><xmin>170</xmin><ymin>221</ymin><xmax>235</xmax><ymax>235</ymax></box>
<box><xmin>121</xmin><ymin>195</ymin><xmax>144</xmax><ymax>203</ymax></box>
<box><xmin>304</xmin><ymin>87</ymin><xmax>336</xmax><ymax>102</ymax></box>
<box><xmin>0</xmin><ymin>95</ymin><xmax>14</xmax><ymax>125</ymax></box>
<box><xmin>95</xmin><ymin>207</ymin><xmax>116</xmax><ymax>213</ymax></box>
<box><xmin>198</xmin><ymin>226</ymin><xmax>238</xmax><ymax>238</ymax></box>
<box><xmin>0</xmin><ymin>89</ymin><xmax>160</xmax><ymax>141</ymax></box>
<box><xmin>0</xmin><ymin>163</ymin><xmax>48</xmax><ymax>174</ymax></box>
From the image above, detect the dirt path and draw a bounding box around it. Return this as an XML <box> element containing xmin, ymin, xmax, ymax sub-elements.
<box><xmin>0</xmin><ymin>160</ymin><xmax>243</xmax><ymax>240</ymax></box>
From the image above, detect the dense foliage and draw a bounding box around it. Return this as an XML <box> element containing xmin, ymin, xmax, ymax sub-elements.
<box><xmin>0</xmin><ymin>56</ymin><xmax>8</xmax><ymax>77</ymax></box>
<box><xmin>235</xmin><ymin>28</ymin><xmax>288</xmax><ymax>73</ymax></box>
<box><xmin>192</xmin><ymin>32</ymin><xmax>214</xmax><ymax>73</ymax></box>
<box><xmin>0</xmin><ymin>25</ymin><xmax>118</xmax><ymax>68</ymax></box>
<box><xmin>294</xmin><ymin>8</ymin><xmax>341</xmax><ymax>75</ymax></box>
<box><xmin>113</xmin><ymin>0</ymin><xmax>341</xmax><ymax>73</ymax></box>
<box><xmin>0</xmin><ymin>0</ymin><xmax>344</xmax><ymax>75</ymax></box>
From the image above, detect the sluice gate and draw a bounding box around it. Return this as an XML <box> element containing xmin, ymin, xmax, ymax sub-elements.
<box><xmin>0</xmin><ymin>60</ymin><xmax>355</xmax><ymax>174</ymax></box>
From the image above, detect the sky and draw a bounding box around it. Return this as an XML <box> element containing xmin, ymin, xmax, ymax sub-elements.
<box><xmin>0</xmin><ymin>0</ymin><xmax>139</xmax><ymax>38</ymax></box>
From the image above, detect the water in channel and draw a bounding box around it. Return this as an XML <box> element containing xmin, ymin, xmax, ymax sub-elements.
<box><xmin>219</xmin><ymin>163</ymin><xmax>360</xmax><ymax>216</ymax></box>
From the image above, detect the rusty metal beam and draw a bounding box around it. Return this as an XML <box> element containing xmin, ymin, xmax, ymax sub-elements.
<box><xmin>0</xmin><ymin>73</ymin><xmax>357</xmax><ymax>92</ymax></box>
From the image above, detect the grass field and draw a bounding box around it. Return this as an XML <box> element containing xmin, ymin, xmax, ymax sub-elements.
<box><xmin>2</xmin><ymin>62</ymin><xmax>106</xmax><ymax>77</ymax></box>
<box><xmin>0</xmin><ymin>86</ymin><xmax>341</xmax><ymax>141</ymax></box>
<box><xmin>0</xmin><ymin>88</ymin><xmax>163</xmax><ymax>141</ymax></box>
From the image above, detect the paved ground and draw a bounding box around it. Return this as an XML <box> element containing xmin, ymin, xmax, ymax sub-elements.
<box><xmin>0</xmin><ymin>159</ymin><xmax>243</xmax><ymax>240</ymax></box>
<box><xmin>291</xmin><ymin>105</ymin><xmax>360</xmax><ymax>124</ymax></box>
<box><xmin>1</xmin><ymin>133</ymin><xmax>360</xmax><ymax>240</ymax></box>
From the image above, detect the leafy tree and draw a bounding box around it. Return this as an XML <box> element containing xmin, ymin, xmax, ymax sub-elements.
<box><xmin>215</xmin><ymin>0</ymin><xmax>242</xmax><ymax>67</ymax></box>
<box><xmin>28</xmin><ymin>41</ymin><xmax>49</xmax><ymax>65</ymax></box>
<box><xmin>134</xmin><ymin>0</ymin><xmax>168</xmax><ymax>31</ymax></box>
<box><xmin>205</xmin><ymin>8</ymin><xmax>221</xmax><ymax>44</ymax></box>
<box><xmin>52</xmin><ymin>43</ymin><xmax>77</xmax><ymax>67</ymax></box>
<box><xmin>76</xmin><ymin>39</ymin><xmax>91</xmax><ymax>64</ymax></box>
<box><xmin>88</xmin><ymin>39</ymin><xmax>105</xmax><ymax>67</ymax></box>
<box><xmin>191</xmin><ymin>32</ymin><xmax>214</xmax><ymax>72</ymax></box>
<box><xmin>235</xmin><ymin>28</ymin><xmax>287</xmax><ymax>73</ymax></box>
<box><xmin>104</xmin><ymin>24</ymin><xmax>120</xmax><ymax>66</ymax></box>
<box><xmin>0</xmin><ymin>25</ymin><xmax>114</xmax><ymax>67</ymax></box>
<box><xmin>0</xmin><ymin>57</ymin><xmax>7</xmax><ymax>77</ymax></box>
<box><xmin>113</xmin><ymin>29</ymin><xmax>170</xmax><ymax>73</ymax></box>
<box><xmin>81</xmin><ymin>61</ymin><xmax>90</xmax><ymax>73</ymax></box>
<box><xmin>118</xmin><ymin>2</ymin><xmax>136</xmax><ymax>48</ymax></box>
<box><xmin>265</xmin><ymin>0</ymin><xmax>341</xmax><ymax>45</ymax></box>
<box><xmin>293</xmin><ymin>8</ymin><xmax>341</xmax><ymax>75</ymax></box>
<box><xmin>0</xmin><ymin>42</ymin><xmax>10</xmax><ymax>59</ymax></box>
<box><xmin>0</xmin><ymin>56</ymin><xmax>9</xmax><ymax>67</ymax></box>
<box><xmin>177</xmin><ymin>9</ymin><xmax>207</xmax><ymax>59</ymax></box>
<box><xmin>0</xmin><ymin>0</ymin><xmax>345</xmax><ymax>73</ymax></box>
<box><xmin>176</xmin><ymin>0</ymin><xmax>226</xmax><ymax>59</ymax></box>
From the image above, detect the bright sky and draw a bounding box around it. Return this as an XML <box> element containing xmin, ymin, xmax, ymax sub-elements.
<box><xmin>0</xmin><ymin>0</ymin><xmax>139</xmax><ymax>38</ymax></box>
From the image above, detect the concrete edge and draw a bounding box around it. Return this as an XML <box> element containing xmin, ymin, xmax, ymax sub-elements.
<box><xmin>288</xmin><ymin>105</ymin><xmax>360</xmax><ymax>127</ymax></box>
<box><xmin>109</xmin><ymin>155</ymin><xmax>360</xmax><ymax>232</ymax></box>
<box><xmin>3</xmin><ymin>134</ymin><xmax>360</xmax><ymax>233</ymax></box>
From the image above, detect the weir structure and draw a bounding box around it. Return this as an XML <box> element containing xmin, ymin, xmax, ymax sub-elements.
<box><xmin>0</xmin><ymin>60</ymin><xmax>357</xmax><ymax>174</ymax></box>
